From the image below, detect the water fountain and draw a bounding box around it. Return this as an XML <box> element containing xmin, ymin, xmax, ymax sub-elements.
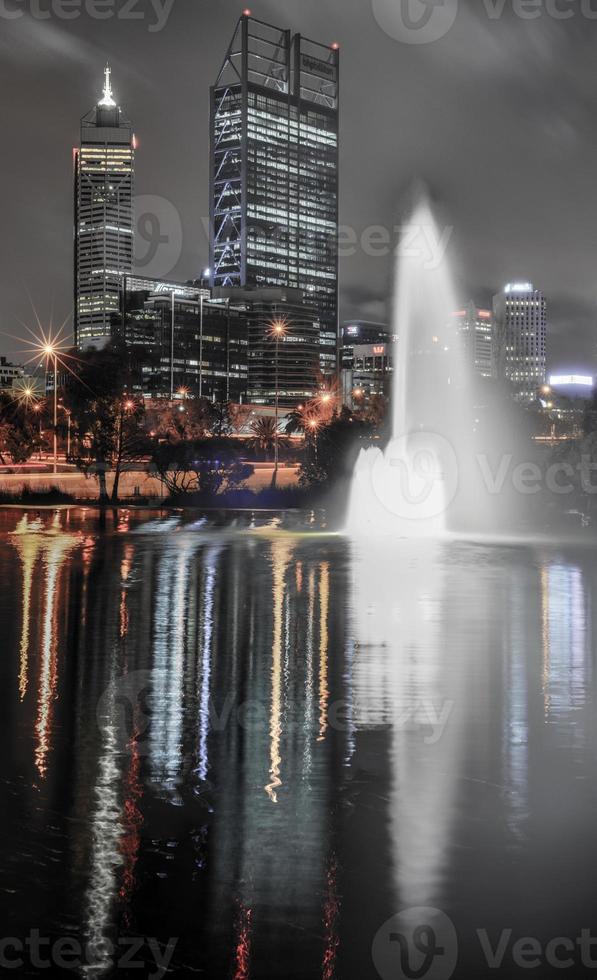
<box><xmin>348</xmin><ymin>193</ymin><xmax>486</xmax><ymax>537</ymax></box>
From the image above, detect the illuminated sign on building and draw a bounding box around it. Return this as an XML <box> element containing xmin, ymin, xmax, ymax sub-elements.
<box><xmin>505</xmin><ymin>282</ymin><xmax>533</xmax><ymax>294</ymax></box>
<box><xmin>373</xmin><ymin>345</ymin><xmax>386</xmax><ymax>355</ymax></box>
<box><xmin>301</xmin><ymin>54</ymin><xmax>335</xmax><ymax>78</ymax></box>
<box><xmin>549</xmin><ymin>374</ymin><xmax>593</xmax><ymax>388</ymax></box>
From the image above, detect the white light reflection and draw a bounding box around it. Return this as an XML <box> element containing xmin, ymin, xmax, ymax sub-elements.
<box><xmin>83</xmin><ymin>677</ymin><xmax>123</xmax><ymax>979</ymax></box>
<box><xmin>196</xmin><ymin>545</ymin><xmax>222</xmax><ymax>784</ymax></box>
<box><xmin>351</xmin><ymin>539</ymin><xmax>462</xmax><ymax>908</ymax></box>
<box><xmin>149</xmin><ymin>538</ymin><xmax>200</xmax><ymax>797</ymax></box>
<box><xmin>541</xmin><ymin>560</ymin><xmax>589</xmax><ymax>733</ymax></box>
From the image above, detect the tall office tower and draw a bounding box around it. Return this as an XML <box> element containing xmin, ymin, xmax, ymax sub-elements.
<box><xmin>450</xmin><ymin>302</ymin><xmax>494</xmax><ymax>378</ymax></box>
<box><xmin>492</xmin><ymin>283</ymin><xmax>547</xmax><ymax>401</ymax></box>
<box><xmin>74</xmin><ymin>66</ymin><xmax>134</xmax><ymax>349</ymax></box>
<box><xmin>209</xmin><ymin>13</ymin><xmax>339</xmax><ymax>383</ymax></box>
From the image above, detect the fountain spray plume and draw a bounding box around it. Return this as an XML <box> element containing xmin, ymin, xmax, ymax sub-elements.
<box><xmin>348</xmin><ymin>186</ymin><xmax>492</xmax><ymax>537</ymax></box>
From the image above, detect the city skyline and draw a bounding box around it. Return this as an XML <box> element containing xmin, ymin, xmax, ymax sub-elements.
<box><xmin>2</xmin><ymin>1</ymin><xmax>597</xmax><ymax>369</ymax></box>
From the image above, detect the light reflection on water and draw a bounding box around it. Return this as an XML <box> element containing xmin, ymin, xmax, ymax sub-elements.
<box><xmin>2</xmin><ymin>509</ymin><xmax>597</xmax><ymax>978</ymax></box>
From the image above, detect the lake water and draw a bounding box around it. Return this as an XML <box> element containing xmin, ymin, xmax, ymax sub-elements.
<box><xmin>1</xmin><ymin>508</ymin><xmax>597</xmax><ymax>979</ymax></box>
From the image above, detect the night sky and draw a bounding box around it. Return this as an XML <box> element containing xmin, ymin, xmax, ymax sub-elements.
<box><xmin>2</xmin><ymin>0</ymin><xmax>597</xmax><ymax>369</ymax></box>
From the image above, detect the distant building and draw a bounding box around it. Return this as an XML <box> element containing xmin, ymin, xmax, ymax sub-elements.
<box><xmin>450</xmin><ymin>302</ymin><xmax>493</xmax><ymax>378</ymax></box>
<box><xmin>74</xmin><ymin>66</ymin><xmax>134</xmax><ymax>349</ymax></box>
<box><xmin>341</xmin><ymin>341</ymin><xmax>392</xmax><ymax>408</ymax></box>
<box><xmin>352</xmin><ymin>342</ymin><xmax>393</xmax><ymax>396</ymax></box>
<box><xmin>214</xmin><ymin>287</ymin><xmax>320</xmax><ymax>407</ymax></box>
<box><xmin>209</xmin><ymin>12</ymin><xmax>339</xmax><ymax>378</ymax></box>
<box><xmin>0</xmin><ymin>357</ymin><xmax>25</xmax><ymax>390</ymax></box>
<box><xmin>341</xmin><ymin>321</ymin><xmax>390</xmax><ymax>370</ymax></box>
<box><xmin>120</xmin><ymin>277</ymin><xmax>247</xmax><ymax>402</ymax></box>
<box><xmin>492</xmin><ymin>282</ymin><xmax>547</xmax><ymax>401</ymax></box>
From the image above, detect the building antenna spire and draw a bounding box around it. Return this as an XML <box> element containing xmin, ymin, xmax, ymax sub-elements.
<box><xmin>99</xmin><ymin>62</ymin><xmax>116</xmax><ymax>108</ymax></box>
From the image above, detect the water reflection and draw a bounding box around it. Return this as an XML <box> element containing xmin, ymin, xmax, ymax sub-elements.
<box><xmin>1</xmin><ymin>510</ymin><xmax>597</xmax><ymax>979</ymax></box>
<box><xmin>351</xmin><ymin>539</ymin><xmax>460</xmax><ymax>909</ymax></box>
<box><xmin>11</xmin><ymin>513</ymin><xmax>81</xmax><ymax>775</ymax></box>
<box><xmin>265</xmin><ymin>538</ymin><xmax>293</xmax><ymax>802</ymax></box>
<box><xmin>196</xmin><ymin>544</ymin><xmax>221</xmax><ymax>785</ymax></box>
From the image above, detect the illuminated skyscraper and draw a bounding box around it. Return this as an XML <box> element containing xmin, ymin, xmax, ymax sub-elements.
<box><xmin>493</xmin><ymin>283</ymin><xmax>547</xmax><ymax>401</ymax></box>
<box><xmin>74</xmin><ymin>66</ymin><xmax>134</xmax><ymax>349</ymax></box>
<box><xmin>451</xmin><ymin>302</ymin><xmax>494</xmax><ymax>379</ymax></box>
<box><xmin>209</xmin><ymin>13</ymin><xmax>339</xmax><ymax>378</ymax></box>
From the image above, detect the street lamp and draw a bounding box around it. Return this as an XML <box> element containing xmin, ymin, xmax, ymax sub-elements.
<box><xmin>307</xmin><ymin>416</ymin><xmax>321</xmax><ymax>465</ymax></box>
<box><xmin>269</xmin><ymin>318</ymin><xmax>288</xmax><ymax>489</ymax></box>
<box><xmin>33</xmin><ymin>402</ymin><xmax>43</xmax><ymax>460</ymax></box>
<box><xmin>317</xmin><ymin>387</ymin><xmax>336</xmax><ymax>415</ymax></box>
<box><xmin>42</xmin><ymin>342</ymin><xmax>58</xmax><ymax>475</ymax></box>
<box><xmin>58</xmin><ymin>403</ymin><xmax>71</xmax><ymax>458</ymax></box>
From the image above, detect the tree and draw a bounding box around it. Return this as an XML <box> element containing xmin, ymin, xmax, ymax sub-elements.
<box><xmin>284</xmin><ymin>404</ymin><xmax>321</xmax><ymax>436</ymax></box>
<box><xmin>228</xmin><ymin>403</ymin><xmax>252</xmax><ymax>435</ymax></box>
<box><xmin>150</xmin><ymin>437</ymin><xmax>254</xmax><ymax>498</ymax></box>
<box><xmin>359</xmin><ymin>393</ymin><xmax>388</xmax><ymax>428</ymax></box>
<box><xmin>208</xmin><ymin>400</ymin><xmax>233</xmax><ymax>437</ymax></box>
<box><xmin>299</xmin><ymin>408</ymin><xmax>374</xmax><ymax>489</ymax></box>
<box><xmin>546</xmin><ymin>430</ymin><xmax>597</xmax><ymax>517</ymax></box>
<box><xmin>65</xmin><ymin>346</ymin><xmax>150</xmax><ymax>502</ymax></box>
<box><xmin>0</xmin><ymin>393</ymin><xmax>40</xmax><ymax>465</ymax></box>
<box><xmin>145</xmin><ymin>397</ymin><xmax>215</xmax><ymax>443</ymax></box>
<box><xmin>248</xmin><ymin>416</ymin><xmax>282</xmax><ymax>460</ymax></box>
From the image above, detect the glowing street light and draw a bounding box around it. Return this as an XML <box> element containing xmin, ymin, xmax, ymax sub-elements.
<box><xmin>307</xmin><ymin>416</ymin><xmax>321</xmax><ymax>464</ymax></box>
<box><xmin>12</xmin><ymin>378</ymin><xmax>41</xmax><ymax>410</ymax></box>
<box><xmin>268</xmin><ymin>318</ymin><xmax>289</xmax><ymax>489</ymax></box>
<box><xmin>37</xmin><ymin>340</ymin><xmax>60</xmax><ymax>475</ymax></box>
<box><xmin>7</xmin><ymin>320</ymin><xmax>78</xmax><ymax>475</ymax></box>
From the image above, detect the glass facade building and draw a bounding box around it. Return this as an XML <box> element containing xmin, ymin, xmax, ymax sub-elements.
<box><xmin>74</xmin><ymin>67</ymin><xmax>134</xmax><ymax>349</ymax></box>
<box><xmin>493</xmin><ymin>283</ymin><xmax>547</xmax><ymax>401</ymax></box>
<box><xmin>209</xmin><ymin>14</ymin><xmax>339</xmax><ymax>383</ymax></box>
<box><xmin>450</xmin><ymin>302</ymin><xmax>494</xmax><ymax>379</ymax></box>
<box><xmin>119</xmin><ymin>277</ymin><xmax>248</xmax><ymax>403</ymax></box>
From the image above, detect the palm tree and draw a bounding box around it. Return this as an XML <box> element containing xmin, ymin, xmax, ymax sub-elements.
<box><xmin>248</xmin><ymin>416</ymin><xmax>280</xmax><ymax>460</ymax></box>
<box><xmin>284</xmin><ymin>405</ymin><xmax>321</xmax><ymax>436</ymax></box>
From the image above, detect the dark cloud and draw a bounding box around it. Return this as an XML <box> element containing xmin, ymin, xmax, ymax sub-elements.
<box><xmin>2</xmin><ymin>0</ymin><xmax>597</xmax><ymax>371</ymax></box>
